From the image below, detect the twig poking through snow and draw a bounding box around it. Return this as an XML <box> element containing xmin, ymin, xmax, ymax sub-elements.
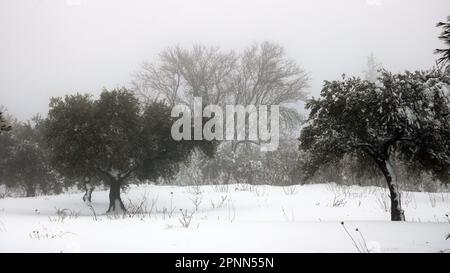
<box><xmin>190</xmin><ymin>195</ymin><xmax>203</xmax><ymax>212</ymax></box>
<box><xmin>355</xmin><ymin>228</ymin><xmax>368</xmax><ymax>252</ymax></box>
<box><xmin>178</xmin><ymin>209</ymin><xmax>195</xmax><ymax>228</ymax></box>
<box><xmin>282</xmin><ymin>185</ymin><xmax>298</xmax><ymax>195</ymax></box>
<box><xmin>340</xmin><ymin>221</ymin><xmax>369</xmax><ymax>253</ymax></box>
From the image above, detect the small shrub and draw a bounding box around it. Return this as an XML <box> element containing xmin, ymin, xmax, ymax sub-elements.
<box><xmin>190</xmin><ymin>195</ymin><xmax>203</xmax><ymax>212</ymax></box>
<box><xmin>178</xmin><ymin>209</ymin><xmax>195</xmax><ymax>228</ymax></box>
<box><xmin>282</xmin><ymin>185</ymin><xmax>298</xmax><ymax>195</ymax></box>
<box><xmin>211</xmin><ymin>195</ymin><xmax>228</xmax><ymax>209</ymax></box>
<box><xmin>126</xmin><ymin>194</ymin><xmax>148</xmax><ymax>218</ymax></box>
<box><xmin>50</xmin><ymin>207</ymin><xmax>78</xmax><ymax>222</ymax></box>
<box><xmin>428</xmin><ymin>193</ymin><xmax>437</xmax><ymax>208</ymax></box>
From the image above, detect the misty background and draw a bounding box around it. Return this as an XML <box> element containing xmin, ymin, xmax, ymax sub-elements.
<box><xmin>1</xmin><ymin>0</ymin><xmax>449</xmax><ymax>121</ymax></box>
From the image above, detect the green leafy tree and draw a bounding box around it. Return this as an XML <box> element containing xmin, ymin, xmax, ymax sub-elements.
<box><xmin>299</xmin><ymin>69</ymin><xmax>450</xmax><ymax>221</ymax></box>
<box><xmin>44</xmin><ymin>93</ymin><xmax>100</xmax><ymax>202</ymax></box>
<box><xmin>0</xmin><ymin>121</ymin><xmax>58</xmax><ymax>197</ymax></box>
<box><xmin>45</xmin><ymin>88</ymin><xmax>212</xmax><ymax>212</ymax></box>
<box><xmin>0</xmin><ymin>120</ymin><xmax>16</xmax><ymax>188</ymax></box>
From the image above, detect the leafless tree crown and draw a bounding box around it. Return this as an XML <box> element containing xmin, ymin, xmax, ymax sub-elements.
<box><xmin>132</xmin><ymin>42</ymin><xmax>309</xmax><ymax>128</ymax></box>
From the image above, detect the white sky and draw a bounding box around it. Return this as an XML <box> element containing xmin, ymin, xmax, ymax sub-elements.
<box><xmin>0</xmin><ymin>0</ymin><xmax>449</xmax><ymax>120</ymax></box>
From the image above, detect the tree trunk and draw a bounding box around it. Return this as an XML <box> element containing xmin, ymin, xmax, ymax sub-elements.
<box><xmin>376</xmin><ymin>159</ymin><xmax>405</xmax><ymax>221</ymax></box>
<box><xmin>107</xmin><ymin>179</ymin><xmax>126</xmax><ymax>213</ymax></box>
<box><xmin>25</xmin><ymin>184</ymin><xmax>36</xmax><ymax>197</ymax></box>
<box><xmin>82</xmin><ymin>182</ymin><xmax>94</xmax><ymax>203</ymax></box>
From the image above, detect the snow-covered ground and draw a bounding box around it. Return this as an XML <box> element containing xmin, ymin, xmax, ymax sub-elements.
<box><xmin>0</xmin><ymin>183</ymin><xmax>449</xmax><ymax>253</ymax></box>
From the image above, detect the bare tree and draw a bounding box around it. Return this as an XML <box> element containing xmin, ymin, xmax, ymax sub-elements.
<box><xmin>231</xmin><ymin>42</ymin><xmax>308</xmax><ymax>150</ymax></box>
<box><xmin>132</xmin><ymin>45</ymin><xmax>237</xmax><ymax>107</ymax></box>
<box><xmin>132</xmin><ymin>43</ymin><xmax>309</xmax><ymax>186</ymax></box>
<box><xmin>233</xmin><ymin>42</ymin><xmax>308</xmax><ymax>106</ymax></box>
<box><xmin>132</xmin><ymin>42</ymin><xmax>309</xmax><ymax>150</ymax></box>
<box><xmin>133</xmin><ymin>42</ymin><xmax>308</xmax><ymax>109</ymax></box>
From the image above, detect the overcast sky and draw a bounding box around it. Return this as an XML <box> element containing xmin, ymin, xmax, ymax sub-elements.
<box><xmin>0</xmin><ymin>0</ymin><xmax>449</xmax><ymax>120</ymax></box>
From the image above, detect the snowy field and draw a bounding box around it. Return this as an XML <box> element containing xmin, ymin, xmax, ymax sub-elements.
<box><xmin>0</xmin><ymin>183</ymin><xmax>449</xmax><ymax>253</ymax></box>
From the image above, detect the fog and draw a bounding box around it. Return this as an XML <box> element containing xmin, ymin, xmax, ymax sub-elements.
<box><xmin>0</xmin><ymin>0</ymin><xmax>449</xmax><ymax>120</ymax></box>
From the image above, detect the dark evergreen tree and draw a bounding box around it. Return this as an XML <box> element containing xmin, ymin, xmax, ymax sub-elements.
<box><xmin>435</xmin><ymin>16</ymin><xmax>450</xmax><ymax>67</ymax></box>
<box><xmin>44</xmin><ymin>93</ymin><xmax>100</xmax><ymax>202</ymax></box>
<box><xmin>0</xmin><ymin>121</ymin><xmax>58</xmax><ymax>197</ymax></box>
<box><xmin>0</xmin><ymin>119</ymin><xmax>16</xmax><ymax>188</ymax></box>
<box><xmin>45</xmin><ymin>88</ymin><xmax>212</xmax><ymax>213</ymax></box>
<box><xmin>299</xmin><ymin>69</ymin><xmax>450</xmax><ymax>221</ymax></box>
<box><xmin>0</xmin><ymin>112</ymin><xmax>11</xmax><ymax>134</ymax></box>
